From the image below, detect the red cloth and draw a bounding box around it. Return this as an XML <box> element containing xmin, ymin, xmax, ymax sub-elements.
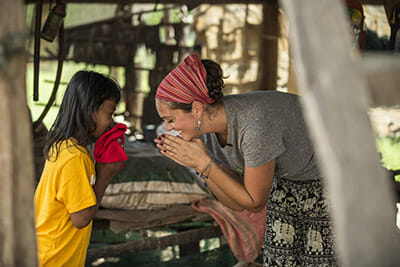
<box><xmin>192</xmin><ymin>199</ymin><xmax>266</xmax><ymax>262</ymax></box>
<box><xmin>156</xmin><ymin>53</ymin><xmax>215</xmax><ymax>104</ymax></box>
<box><xmin>94</xmin><ymin>123</ymin><xmax>128</xmax><ymax>170</ymax></box>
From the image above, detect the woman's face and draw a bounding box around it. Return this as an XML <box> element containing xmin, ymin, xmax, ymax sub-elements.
<box><xmin>92</xmin><ymin>99</ymin><xmax>117</xmax><ymax>139</ymax></box>
<box><xmin>155</xmin><ymin>99</ymin><xmax>198</xmax><ymax>141</ymax></box>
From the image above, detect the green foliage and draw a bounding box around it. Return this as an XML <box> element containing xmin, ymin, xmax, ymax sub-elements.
<box><xmin>143</xmin><ymin>10</ymin><xmax>165</xmax><ymax>25</ymax></box>
<box><xmin>26</xmin><ymin>62</ymin><xmax>124</xmax><ymax>129</ymax></box>
<box><xmin>376</xmin><ymin>136</ymin><xmax>400</xmax><ymax>182</ymax></box>
<box><xmin>169</xmin><ymin>8</ymin><xmax>183</xmax><ymax>23</ymax></box>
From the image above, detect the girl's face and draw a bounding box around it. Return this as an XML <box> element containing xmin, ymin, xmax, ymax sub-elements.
<box><xmin>92</xmin><ymin>99</ymin><xmax>117</xmax><ymax>138</ymax></box>
<box><xmin>156</xmin><ymin>99</ymin><xmax>198</xmax><ymax>141</ymax></box>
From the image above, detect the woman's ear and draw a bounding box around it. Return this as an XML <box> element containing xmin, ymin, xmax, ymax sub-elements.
<box><xmin>191</xmin><ymin>101</ymin><xmax>204</xmax><ymax>118</ymax></box>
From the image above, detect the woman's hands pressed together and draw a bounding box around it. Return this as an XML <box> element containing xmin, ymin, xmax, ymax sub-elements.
<box><xmin>154</xmin><ymin>134</ymin><xmax>211</xmax><ymax>172</ymax></box>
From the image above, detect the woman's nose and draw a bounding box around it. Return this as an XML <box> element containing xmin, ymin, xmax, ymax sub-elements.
<box><xmin>165</xmin><ymin>123</ymin><xmax>173</xmax><ymax>131</ymax></box>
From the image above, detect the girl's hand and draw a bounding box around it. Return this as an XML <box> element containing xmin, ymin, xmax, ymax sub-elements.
<box><xmin>154</xmin><ymin>134</ymin><xmax>211</xmax><ymax>172</ymax></box>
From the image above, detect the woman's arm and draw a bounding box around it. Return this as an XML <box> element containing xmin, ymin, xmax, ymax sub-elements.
<box><xmin>70</xmin><ymin>162</ymin><xmax>121</xmax><ymax>229</ymax></box>
<box><xmin>204</xmin><ymin>159</ymin><xmax>274</xmax><ymax>212</ymax></box>
<box><xmin>204</xmin><ymin>163</ymin><xmax>246</xmax><ymax>210</ymax></box>
<box><xmin>156</xmin><ymin>134</ymin><xmax>274</xmax><ymax>212</ymax></box>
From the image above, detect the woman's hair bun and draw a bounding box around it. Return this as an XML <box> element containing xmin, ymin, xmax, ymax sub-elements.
<box><xmin>201</xmin><ymin>59</ymin><xmax>224</xmax><ymax>102</ymax></box>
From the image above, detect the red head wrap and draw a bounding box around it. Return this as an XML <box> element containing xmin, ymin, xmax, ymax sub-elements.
<box><xmin>156</xmin><ymin>53</ymin><xmax>215</xmax><ymax>104</ymax></box>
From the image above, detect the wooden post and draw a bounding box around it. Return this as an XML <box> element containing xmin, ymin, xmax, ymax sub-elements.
<box><xmin>0</xmin><ymin>0</ymin><xmax>38</xmax><ymax>266</ymax></box>
<box><xmin>280</xmin><ymin>0</ymin><xmax>400</xmax><ymax>266</ymax></box>
<box><xmin>258</xmin><ymin>0</ymin><xmax>278</xmax><ymax>90</ymax></box>
<box><xmin>125</xmin><ymin>64</ymin><xmax>145</xmax><ymax>132</ymax></box>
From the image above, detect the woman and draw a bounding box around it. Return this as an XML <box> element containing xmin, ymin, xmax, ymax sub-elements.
<box><xmin>154</xmin><ymin>54</ymin><xmax>337</xmax><ymax>266</ymax></box>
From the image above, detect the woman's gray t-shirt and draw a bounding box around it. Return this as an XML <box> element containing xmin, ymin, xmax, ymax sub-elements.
<box><xmin>201</xmin><ymin>91</ymin><xmax>320</xmax><ymax>181</ymax></box>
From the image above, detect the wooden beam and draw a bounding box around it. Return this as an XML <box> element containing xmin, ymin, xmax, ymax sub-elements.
<box><xmin>361</xmin><ymin>53</ymin><xmax>400</xmax><ymax>107</ymax></box>
<box><xmin>96</xmin><ymin>205</ymin><xmax>212</xmax><ymax>232</ymax></box>
<box><xmin>25</xmin><ymin>0</ymin><xmax>267</xmax><ymax>4</ymax></box>
<box><xmin>0</xmin><ymin>0</ymin><xmax>38</xmax><ymax>266</ymax></box>
<box><xmin>24</xmin><ymin>0</ymin><xmax>392</xmax><ymax>5</ymax></box>
<box><xmin>360</xmin><ymin>0</ymin><xmax>395</xmax><ymax>5</ymax></box>
<box><xmin>86</xmin><ymin>226</ymin><xmax>222</xmax><ymax>264</ymax></box>
<box><xmin>279</xmin><ymin>0</ymin><xmax>400</xmax><ymax>266</ymax></box>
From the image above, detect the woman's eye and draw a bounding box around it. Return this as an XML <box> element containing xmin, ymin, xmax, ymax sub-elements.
<box><xmin>168</xmin><ymin>119</ymin><xmax>174</xmax><ymax>124</ymax></box>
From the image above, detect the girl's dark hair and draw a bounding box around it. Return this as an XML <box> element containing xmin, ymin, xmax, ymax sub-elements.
<box><xmin>167</xmin><ymin>59</ymin><xmax>225</xmax><ymax>112</ymax></box>
<box><xmin>44</xmin><ymin>70</ymin><xmax>121</xmax><ymax>160</ymax></box>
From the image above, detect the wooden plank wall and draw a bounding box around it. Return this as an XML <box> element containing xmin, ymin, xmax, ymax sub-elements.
<box><xmin>280</xmin><ymin>0</ymin><xmax>400</xmax><ymax>266</ymax></box>
<box><xmin>0</xmin><ymin>0</ymin><xmax>37</xmax><ymax>266</ymax></box>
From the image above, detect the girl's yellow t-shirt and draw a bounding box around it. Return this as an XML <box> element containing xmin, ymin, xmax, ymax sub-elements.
<box><xmin>34</xmin><ymin>139</ymin><xmax>97</xmax><ymax>267</ymax></box>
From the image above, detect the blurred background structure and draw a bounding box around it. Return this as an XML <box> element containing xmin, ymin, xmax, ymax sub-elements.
<box><xmin>1</xmin><ymin>0</ymin><xmax>400</xmax><ymax>266</ymax></box>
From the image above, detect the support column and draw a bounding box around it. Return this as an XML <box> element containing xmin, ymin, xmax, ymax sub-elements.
<box><xmin>280</xmin><ymin>0</ymin><xmax>400</xmax><ymax>265</ymax></box>
<box><xmin>258</xmin><ymin>0</ymin><xmax>279</xmax><ymax>90</ymax></box>
<box><xmin>0</xmin><ymin>0</ymin><xmax>38</xmax><ymax>266</ymax></box>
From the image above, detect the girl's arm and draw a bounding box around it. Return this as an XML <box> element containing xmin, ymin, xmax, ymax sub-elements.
<box><xmin>70</xmin><ymin>162</ymin><xmax>121</xmax><ymax>229</ymax></box>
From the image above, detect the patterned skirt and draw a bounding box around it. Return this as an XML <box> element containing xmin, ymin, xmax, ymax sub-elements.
<box><xmin>263</xmin><ymin>177</ymin><xmax>338</xmax><ymax>267</ymax></box>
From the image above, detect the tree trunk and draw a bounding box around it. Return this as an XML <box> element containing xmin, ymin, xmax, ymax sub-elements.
<box><xmin>0</xmin><ymin>0</ymin><xmax>38</xmax><ymax>266</ymax></box>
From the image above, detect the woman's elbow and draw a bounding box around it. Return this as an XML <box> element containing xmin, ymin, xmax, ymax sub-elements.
<box><xmin>247</xmin><ymin>205</ymin><xmax>265</xmax><ymax>213</ymax></box>
<box><xmin>229</xmin><ymin>206</ymin><xmax>245</xmax><ymax>212</ymax></box>
<box><xmin>246</xmin><ymin>199</ymin><xmax>267</xmax><ymax>213</ymax></box>
<box><xmin>230</xmin><ymin>201</ymin><xmax>264</xmax><ymax>213</ymax></box>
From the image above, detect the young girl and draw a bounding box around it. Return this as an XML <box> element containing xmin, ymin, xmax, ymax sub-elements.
<box><xmin>34</xmin><ymin>71</ymin><xmax>122</xmax><ymax>266</ymax></box>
